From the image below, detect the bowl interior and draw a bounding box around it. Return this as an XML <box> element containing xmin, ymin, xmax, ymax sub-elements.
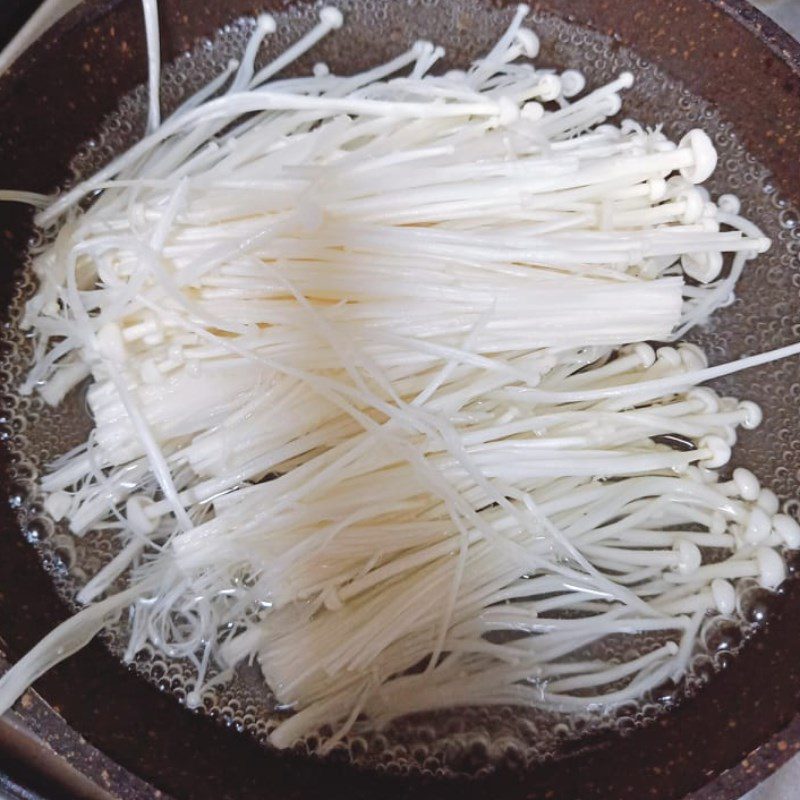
<box><xmin>1</xmin><ymin>1</ymin><xmax>800</xmax><ymax>798</ymax></box>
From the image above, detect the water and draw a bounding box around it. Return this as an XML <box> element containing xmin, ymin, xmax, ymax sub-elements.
<box><xmin>1</xmin><ymin>0</ymin><xmax>800</xmax><ymax>776</ymax></box>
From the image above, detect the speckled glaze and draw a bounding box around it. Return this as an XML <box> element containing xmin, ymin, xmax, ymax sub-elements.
<box><xmin>0</xmin><ymin>1</ymin><xmax>799</xmax><ymax>799</ymax></box>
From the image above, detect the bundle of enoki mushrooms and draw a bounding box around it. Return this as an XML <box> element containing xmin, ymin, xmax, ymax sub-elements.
<box><xmin>1</xmin><ymin>1</ymin><xmax>799</xmax><ymax>752</ymax></box>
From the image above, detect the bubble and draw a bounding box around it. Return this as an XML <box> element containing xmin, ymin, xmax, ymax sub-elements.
<box><xmin>616</xmin><ymin>715</ymin><xmax>636</xmax><ymax>735</ymax></box>
<box><xmin>739</xmin><ymin>586</ymin><xmax>779</xmax><ymax>626</ymax></box>
<box><xmin>24</xmin><ymin>516</ymin><xmax>53</xmax><ymax>543</ymax></box>
<box><xmin>649</xmin><ymin>679</ymin><xmax>681</xmax><ymax>708</ymax></box>
<box><xmin>703</xmin><ymin>618</ymin><xmax>743</xmax><ymax>654</ymax></box>
<box><xmin>7</xmin><ymin>480</ymin><xmax>32</xmax><ymax>509</ymax></box>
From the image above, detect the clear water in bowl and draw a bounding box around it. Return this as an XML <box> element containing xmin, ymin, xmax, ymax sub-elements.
<box><xmin>2</xmin><ymin>0</ymin><xmax>800</xmax><ymax>777</ymax></box>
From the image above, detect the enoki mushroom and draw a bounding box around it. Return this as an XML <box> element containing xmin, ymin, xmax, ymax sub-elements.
<box><xmin>1</xmin><ymin>1</ymin><xmax>799</xmax><ymax>752</ymax></box>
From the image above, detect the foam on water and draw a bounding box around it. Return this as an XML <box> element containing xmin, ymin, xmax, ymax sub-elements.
<box><xmin>2</xmin><ymin>0</ymin><xmax>800</xmax><ymax>776</ymax></box>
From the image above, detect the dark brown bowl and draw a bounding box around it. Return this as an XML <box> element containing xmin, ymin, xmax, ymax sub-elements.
<box><xmin>0</xmin><ymin>1</ymin><xmax>799</xmax><ymax>798</ymax></box>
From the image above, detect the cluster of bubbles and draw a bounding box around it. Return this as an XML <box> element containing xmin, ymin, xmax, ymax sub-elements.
<box><xmin>1</xmin><ymin>0</ymin><xmax>799</xmax><ymax>776</ymax></box>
